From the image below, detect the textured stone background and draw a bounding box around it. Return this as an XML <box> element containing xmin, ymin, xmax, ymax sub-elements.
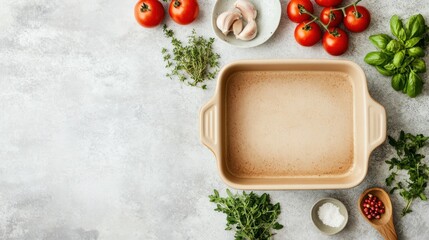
<box><xmin>1</xmin><ymin>0</ymin><xmax>429</xmax><ymax>239</ymax></box>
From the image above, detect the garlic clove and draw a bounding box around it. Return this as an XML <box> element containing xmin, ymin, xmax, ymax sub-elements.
<box><xmin>236</xmin><ymin>20</ymin><xmax>257</xmax><ymax>41</ymax></box>
<box><xmin>216</xmin><ymin>9</ymin><xmax>242</xmax><ymax>35</ymax></box>
<box><xmin>234</xmin><ymin>0</ymin><xmax>257</xmax><ymax>22</ymax></box>
<box><xmin>232</xmin><ymin>19</ymin><xmax>243</xmax><ymax>36</ymax></box>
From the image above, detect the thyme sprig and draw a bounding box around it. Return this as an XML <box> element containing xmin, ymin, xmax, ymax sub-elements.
<box><xmin>161</xmin><ymin>25</ymin><xmax>220</xmax><ymax>89</ymax></box>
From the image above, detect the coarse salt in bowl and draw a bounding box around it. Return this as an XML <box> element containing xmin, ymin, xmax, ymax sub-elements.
<box><xmin>311</xmin><ymin>198</ymin><xmax>349</xmax><ymax>235</ymax></box>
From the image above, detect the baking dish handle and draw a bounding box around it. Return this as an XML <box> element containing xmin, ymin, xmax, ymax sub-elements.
<box><xmin>367</xmin><ymin>98</ymin><xmax>387</xmax><ymax>153</ymax></box>
<box><xmin>200</xmin><ymin>99</ymin><xmax>219</xmax><ymax>156</ymax></box>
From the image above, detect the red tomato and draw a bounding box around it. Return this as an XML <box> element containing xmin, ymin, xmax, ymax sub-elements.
<box><xmin>315</xmin><ymin>0</ymin><xmax>343</xmax><ymax>7</ymax></box>
<box><xmin>287</xmin><ymin>0</ymin><xmax>314</xmax><ymax>23</ymax></box>
<box><xmin>320</xmin><ymin>7</ymin><xmax>343</xmax><ymax>27</ymax></box>
<box><xmin>343</xmin><ymin>6</ymin><xmax>371</xmax><ymax>32</ymax></box>
<box><xmin>134</xmin><ymin>0</ymin><xmax>165</xmax><ymax>28</ymax></box>
<box><xmin>169</xmin><ymin>0</ymin><xmax>199</xmax><ymax>25</ymax></box>
<box><xmin>323</xmin><ymin>27</ymin><xmax>349</xmax><ymax>56</ymax></box>
<box><xmin>294</xmin><ymin>22</ymin><xmax>322</xmax><ymax>46</ymax></box>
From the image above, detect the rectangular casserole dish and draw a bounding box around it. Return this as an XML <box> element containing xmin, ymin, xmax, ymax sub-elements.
<box><xmin>200</xmin><ymin>59</ymin><xmax>386</xmax><ymax>189</ymax></box>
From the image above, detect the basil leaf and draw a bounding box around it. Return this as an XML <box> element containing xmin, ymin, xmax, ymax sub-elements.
<box><xmin>392</xmin><ymin>73</ymin><xmax>406</xmax><ymax>91</ymax></box>
<box><xmin>384</xmin><ymin>63</ymin><xmax>396</xmax><ymax>71</ymax></box>
<box><xmin>411</xmin><ymin>58</ymin><xmax>426</xmax><ymax>73</ymax></box>
<box><xmin>407</xmin><ymin>47</ymin><xmax>425</xmax><ymax>57</ymax></box>
<box><xmin>399</xmin><ymin>66</ymin><xmax>408</xmax><ymax>74</ymax></box>
<box><xmin>393</xmin><ymin>51</ymin><xmax>405</xmax><ymax>67</ymax></box>
<box><xmin>364</xmin><ymin>52</ymin><xmax>390</xmax><ymax>66</ymax></box>
<box><xmin>405</xmin><ymin>14</ymin><xmax>426</xmax><ymax>39</ymax></box>
<box><xmin>402</xmin><ymin>56</ymin><xmax>415</xmax><ymax>67</ymax></box>
<box><xmin>369</xmin><ymin>34</ymin><xmax>392</xmax><ymax>50</ymax></box>
<box><xmin>405</xmin><ymin>37</ymin><xmax>422</xmax><ymax>48</ymax></box>
<box><xmin>398</xmin><ymin>28</ymin><xmax>407</xmax><ymax>42</ymax></box>
<box><xmin>407</xmin><ymin>71</ymin><xmax>423</xmax><ymax>97</ymax></box>
<box><xmin>376</xmin><ymin>66</ymin><xmax>394</xmax><ymax>76</ymax></box>
<box><xmin>402</xmin><ymin>80</ymin><xmax>408</xmax><ymax>93</ymax></box>
<box><xmin>386</xmin><ymin>39</ymin><xmax>403</xmax><ymax>52</ymax></box>
<box><xmin>390</xmin><ymin>15</ymin><xmax>404</xmax><ymax>39</ymax></box>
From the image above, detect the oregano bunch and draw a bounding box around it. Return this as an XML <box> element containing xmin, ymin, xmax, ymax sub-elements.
<box><xmin>385</xmin><ymin>131</ymin><xmax>429</xmax><ymax>216</ymax></box>
<box><xmin>209</xmin><ymin>189</ymin><xmax>283</xmax><ymax>240</ymax></box>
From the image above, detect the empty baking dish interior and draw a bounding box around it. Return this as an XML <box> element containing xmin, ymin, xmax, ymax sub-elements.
<box><xmin>200</xmin><ymin>60</ymin><xmax>386</xmax><ymax>189</ymax></box>
<box><xmin>225</xmin><ymin>70</ymin><xmax>355</xmax><ymax>178</ymax></box>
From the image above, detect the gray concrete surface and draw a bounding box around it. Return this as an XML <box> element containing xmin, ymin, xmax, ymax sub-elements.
<box><xmin>1</xmin><ymin>0</ymin><xmax>429</xmax><ymax>239</ymax></box>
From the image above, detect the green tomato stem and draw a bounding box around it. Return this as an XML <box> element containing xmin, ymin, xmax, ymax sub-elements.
<box><xmin>298</xmin><ymin>4</ymin><xmax>330</xmax><ymax>32</ymax></box>
<box><xmin>140</xmin><ymin>2</ymin><xmax>150</xmax><ymax>12</ymax></box>
<box><xmin>332</xmin><ymin>0</ymin><xmax>362</xmax><ymax>17</ymax></box>
<box><xmin>173</xmin><ymin>0</ymin><xmax>181</xmax><ymax>8</ymax></box>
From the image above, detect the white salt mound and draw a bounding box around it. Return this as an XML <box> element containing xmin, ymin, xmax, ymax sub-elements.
<box><xmin>317</xmin><ymin>202</ymin><xmax>345</xmax><ymax>228</ymax></box>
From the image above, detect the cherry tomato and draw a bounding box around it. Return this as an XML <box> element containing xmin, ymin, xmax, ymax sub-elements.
<box><xmin>315</xmin><ymin>0</ymin><xmax>343</xmax><ymax>7</ymax></box>
<box><xmin>323</xmin><ymin>27</ymin><xmax>349</xmax><ymax>56</ymax></box>
<box><xmin>169</xmin><ymin>0</ymin><xmax>199</xmax><ymax>25</ymax></box>
<box><xmin>294</xmin><ymin>22</ymin><xmax>322</xmax><ymax>46</ymax></box>
<box><xmin>343</xmin><ymin>5</ymin><xmax>371</xmax><ymax>32</ymax></box>
<box><xmin>320</xmin><ymin>7</ymin><xmax>343</xmax><ymax>27</ymax></box>
<box><xmin>134</xmin><ymin>0</ymin><xmax>165</xmax><ymax>28</ymax></box>
<box><xmin>287</xmin><ymin>0</ymin><xmax>314</xmax><ymax>23</ymax></box>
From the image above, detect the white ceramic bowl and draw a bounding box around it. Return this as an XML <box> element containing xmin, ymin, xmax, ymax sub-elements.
<box><xmin>211</xmin><ymin>0</ymin><xmax>282</xmax><ymax>48</ymax></box>
<box><xmin>311</xmin><ymin>198</ymin><xmax>349</xmax><ymax>235</ymax></box>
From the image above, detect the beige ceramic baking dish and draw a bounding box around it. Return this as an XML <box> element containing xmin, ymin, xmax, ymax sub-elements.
<box><xmin>200</xmin><ymin>59</ymin><xmax>386</xmax><ymax>189</ymax></box>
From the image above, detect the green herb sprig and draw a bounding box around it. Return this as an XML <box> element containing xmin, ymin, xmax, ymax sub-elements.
<box><xmin>161</xmin><ymin>25</ymin><xmax>220</xmax><ymax>89</ymax></box>
<box><xmin>209</xmin><ymin>189</ymin><xmax>283</xmax><ymax>240</ymax></box>
<box><xmin>385</xmin><ymin>131</ymin><xmax>429</xmax><ymax>216</ymax></box>
<box><xmin>364</xmin><ymin>14</ymin><xmax>429</xmax><ymax>97</ymax></box>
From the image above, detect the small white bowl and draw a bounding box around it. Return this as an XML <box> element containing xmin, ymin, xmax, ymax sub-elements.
<box><xmin>311</xmin><ymin>198</ymin><xmax>349</xmax><ymax>235</ymax></box>
<box><xmin>211</xmin><ymin>0</ymin><xmax>282</xmax><ymax>48</ymax></box>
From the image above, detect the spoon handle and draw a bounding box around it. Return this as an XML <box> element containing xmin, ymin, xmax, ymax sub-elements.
<box><xmin>375</xmin><ymin>219</ymin><xmax>397</xmax><ymax>240</ymax></box>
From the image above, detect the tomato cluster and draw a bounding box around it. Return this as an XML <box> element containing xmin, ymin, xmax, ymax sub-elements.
<box><xmin>134</xmin><ymin>0</ymin><xmax>199</xmax><ymax>28</ymax></box>
<box><xmin>287</xmin><ymin>0</ymin><xmax>371</xmax><ymax>56</ymax></box>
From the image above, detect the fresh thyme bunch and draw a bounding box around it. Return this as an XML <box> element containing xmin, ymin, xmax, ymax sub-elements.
<box><xmin>162</xmin><ymin>25</ymin><xmax>220</xmax><ymax>89</ymax></box>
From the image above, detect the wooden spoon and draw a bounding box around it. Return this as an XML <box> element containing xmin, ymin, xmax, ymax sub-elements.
<box><xmin>358</xmin><ymin>187</ymin><xmax>398</xmax><ymax>240</ymax></box>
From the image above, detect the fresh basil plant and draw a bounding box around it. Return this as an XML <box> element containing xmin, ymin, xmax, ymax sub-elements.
<box><xmin>365</xmin><ymin>14</ymin><xmax>428</xmax><ymax>98</ymax></box>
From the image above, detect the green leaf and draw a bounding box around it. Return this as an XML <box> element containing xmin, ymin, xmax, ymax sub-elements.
<box><xmin>386</xmin><ymin>39</ymin><xmax>403</xmax><ymax>52</ymax></box>
<box><xmin>226</xmin><ymin>189</ymin><xmax>233</xmax><ymax>198</ymax></box>
<box><xmin>390</xmin><ymin>15</ymin><xmax>404</xmax><ymax>39</ymax></box>
<box><xmin>388</xmin><ymin>136</ymin><xmax>398</xmax><ymax>146</ymax></box>
<box><xmin>407</xmin><ymin>47</ymin><xmax>425</xmax><ymax>57</ymax></box>
<box><xmin>376</xmin><ymin>66</ymin><xmax>394</xmax><ymax>76</ymax></box>
<box><xmin>393</xmin><ymin>51</ymin><xmax>405</xmax><ymax>67</ymax></box>
<box><xmin>369</xmin><ymin>34</ymin><xmax>393</xmax><ymax>50</ymax></box>
<box><xmin>405</xmin><ymin>14</ymin><xmax>427</xmax><ymax>39</ymax></box>
<box><xmin>411</xmin><ymin>59</ymin><xmax>426</xmax><ymax>73</ymax></box>
<box><xmin>407</xmin><ymin>71</ymin><xmax>423</xmax><ymax>97</ymax></box>
<box><xmin>392</xmin><ymin>73</ymin><xmax>406</xmax><ymax>91</ymax></box>
<box><xmin>384</xmin><ymin>63</ymin><xmax>396</xmax><ymax>71</ymax></box>
<box><xmin>398</xmin><ymin>28</ymin><xmax>407</xmax><ymax>42</ymax></box>
<box><xmin>405</xmin><ymin>37</ymin><xmax>422</xmax><ymax>48</ymax></box>
<box><xmin>273</xmin><ymin>222</ymin><xmax>283</xmax><ymax>230</ymax></box>
<box><xmin>364</xmin><ymin>52</ymin><xmax>390</xmax><ymax>66</ymax></box>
